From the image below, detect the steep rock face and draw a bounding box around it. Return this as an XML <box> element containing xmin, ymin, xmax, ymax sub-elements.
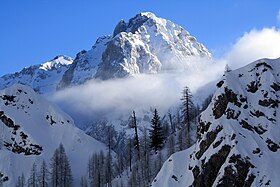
<box><xmin>0</xmin><ymin>55</ymin><xmax>73</xmax><ymax>94</ymax></box>
<box><xmin>57</xmin><ymin>36</ymin><xmax>111</xmax><ymax>89</ymax></box>
<box><xmin>0</xmin><ymin>84</ymin><xmax>108</xmax><ymax>186</ymax></box>
<box><xmin>152</xmin><ymin>58</ymin><xmax>280</xmax><ymax>187</ymax></box>
<box><xmin>58</xmin><ymin>12</ymin><xmax>211</xmax><ymax>87</ymax></box>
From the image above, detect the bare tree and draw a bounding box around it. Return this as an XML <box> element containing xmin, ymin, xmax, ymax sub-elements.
<box><xmin>27</xmin><ymin>163</ymin><xmax>38</xmax><ymax>187</ymax></box>
<box><xmin>38</xmin><ymin>160</ymin><xmax>49</xmax><ymax>187</ymax></box>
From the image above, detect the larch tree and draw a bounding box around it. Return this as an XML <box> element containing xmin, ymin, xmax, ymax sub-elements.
<box><xmin>131</xmin><ymin>111</ymin><xmax>140</xmax><ymax>161</ymax></box>
<box><xmin>27</xmin><ymin>163</ymin><xmax>38</xmax><ymax>187</ymax></box>
<box><xmin>15</xmin><ymin>173</ymin><xmax>25</xmax><ymax>187</ymax></box>
<box><xmin>50</xmin><ymin>144</ymin><xmax>73</xmax><ymax>187</ymax></box>
<box><xmin>181</xmin><ymin>86</ymin><xmax>194</xmax><ymax>146</ymax></box>
<box><xmin>38</xmin><ymin>160</ymin><xmax>49</xmax><ymax>187</ymax></box>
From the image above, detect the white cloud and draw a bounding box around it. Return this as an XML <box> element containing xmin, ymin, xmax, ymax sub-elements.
<box><xmin>51</xmin><ymin>59</ymin><xmax>223</xmax><ymax>127</ymax></box>
<box><xmin>224</xmin><ymin>27</ymin><xmax>280</xmax><ymax>69</ymax></box>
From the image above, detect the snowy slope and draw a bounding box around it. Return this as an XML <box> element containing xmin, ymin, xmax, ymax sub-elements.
<box><xmin>152</xmin><ymin>58</ymin><xmax>280</xmax><ymax>187</ymax></box>
<box><xmin>0</xmin><ymin>84</ymin><xmax>108</xmax><ymax>186</ymax></box>
<box><xmin>0</xmin><ymin>55</ymin><xmax>73</xmax><ymax>94</ymax></box>
<box><xmin>58</xmin><ymin>12</ymin><xmax>211</xmax><ymax>88</ymax></box>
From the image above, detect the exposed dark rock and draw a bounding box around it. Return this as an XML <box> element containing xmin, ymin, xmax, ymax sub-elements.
<box><xmin>195</xmin><ymin>125</ymin><xmax>223</xmax><ymax>159</ymax></box>
<box><xmin>231</xmin><ymin>133</ymin><xmax>236</xmax><ymax>140</ymax></box>
<box><xmin>259</xmin><ymin>98</ymin><xmax>279</xmax><ymax>108</ymax></box>
<box><xmin>216</xmin><ymin>80</ymin><xmax>224</xmax><ymax>88</ymax></box>
<box><xmin>213</xmin><ymin>137</ymin><xmax>223</xmax><ymax>148</ymax></box>
<box><xmin>127</xmin><ymin>13</ymin><xmax>150</xmax><ymax>34</ymax></box>
<box><xmin>171</xmin><ymin>175</ymin><xmax>178</xmax><ymax>182</ymax></box>
<box><xmin>252</xmin><ymin>148</ymin><xmax>261</xmax><ymax>154</ymax></box>
<box><xmin>28</xmin><ymin>99</ymin><xmax>34</xmax><ymax>104</ymax></box>
<box><xmin>225</xmin><ymin>88</ymin><xmax>242</xmax><ymax>107</ymax></box>
<box><xmin>271</xmin><ymin>82</ymin><xmax>280</xmax><ymax>91</ymax></box>
<box><xmin>226</xmin><ymin>108</ymin><xmax>241</xmax><ymax>120</ymax></box>
<box><xmin>240</xmin><ymin>95</ymin><xmax>247</xmax><ymax>103</ymax></box>
<box><xmin>240</xmin><ymin>120</ymin><xmax>253</xmax><ymax>132</ymax></box>
<box><xmin>213</xmin><ymin>94</ymin><xmax>228</xmax><ymax>119</ymax></box>
<box><xmin>20</xmin><ymin>131</ymin><xmax>28</xmax><ymax>140</ymax></box>
<box><xmin>212</xmin><ymin>88</ymin><xmax>242</xmax><ymax>118</ymax></box>
<box><xmin>247</xmin><ymin>81</ymin><xmax>259</xmax><ymax>93</ymax></box>
<box><xmin>266</xmin><ymin>139</ymin><xmax>280</xmax><ymax>152</ymax></box>
<box><xmin>57</xmin><ymin>58</ymin><xmax>78</xmax><ymax>90</ymax></box>
<box><xmin>250</xmin><ymin>110</ymin><xmax>265</xmax><ymax>118</ymax></box>
<box><xmin>95</xmin><ymin>39</ymin><xmax>126</xmax><ymax>80</ymax></box>
<box><xmin>0</xmin><ymin>111</ymin><xmax>42</xmax><ymax>155</ymax></box>
<box><xmin>255</xmin><ymin>62</ymin><xmax>272</xmax><ymax>69</ymax></box>
<box><xmin>197</xmin><ymin>121</ymin><xmax>211</xmax><ymax>139</ymax></box>
<box><xmin>0</xmin><ymin>171</ymin><xmax>9</xmax><ymax>183</ymax></box>
<box><xmin>113</xmin><ymin>20</ymin><xmax>127</xmax><ymax>37</ymax></box>
<box><xmin>217</xmin><ymin>154</ymin><xmax>255</xmax><ymax>187</ymax></box>
<box><xmin>0</xmin><ymin>95</ymin><xmax>16</xmax><ymax>102</ymax></box>
<box><xmin>192</xmin><ymin>145</ymin><xmax>231</xmax><ymax>187</ymax></box>
<box><xmin>253</xmin><ymin>125</ymin><xmax>267</xmax><ymax>135</ymax></box>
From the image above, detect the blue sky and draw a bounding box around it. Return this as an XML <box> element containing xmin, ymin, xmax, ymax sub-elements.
<box><xmin>0</xmin><ymin>0</ymin><xmax>280</xmax><ymax>76</ymax></box>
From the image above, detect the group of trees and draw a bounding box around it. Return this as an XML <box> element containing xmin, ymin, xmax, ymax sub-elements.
<box><xmin>15</xmin><ymin>144</ymin><xmax>72</xmax><ymax>187</ymax></box>
<box><xmin>118</xmin><ymin>86</ymin><xmax>199</xmax><ymax>186</ymax></box>
<box><xmin>12</xmin><ymin>86</ymin><xmax>212</xmax><ymax>187</ymax></box>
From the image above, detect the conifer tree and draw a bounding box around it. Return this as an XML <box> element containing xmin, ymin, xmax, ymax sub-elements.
<box><xmin>149</xmin><ymin>109</ymin><xmax>165</xmax><ymax>153</ymax></box>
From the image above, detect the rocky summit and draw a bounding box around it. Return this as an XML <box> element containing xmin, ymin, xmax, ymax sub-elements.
<box><xmin>58</xmin><ymin>12</ymin><xmax>211</xmax><ymax>88</ymax></box>
<box><xmin>152</xmin><ymin>58</ymin><xmax>280</xmax><ymax>187</ymax></box>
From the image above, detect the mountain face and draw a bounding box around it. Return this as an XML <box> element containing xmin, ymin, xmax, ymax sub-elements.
<box><xmin>152</xmin><ymin>58</ymin><xmax>280</xmax><ymax>187</ymax></box>
<box><xmin>58</xmin><ymin>12</ymin><xmax>211</xmax><ymax>88</ymax></box>
<box><xmin>0</xmin><ymin>84</ymin><xmax>108</xmax><ymax>186</ymax></box>
<box><xmin>0</xmin><ymin>55</ymin><xmax>73</xmax><ymax>94</ymax></box>
<box><xmin>0</xmin><ymin>13</ymin><xmax>211</xmax><ymax>92</ymax></box>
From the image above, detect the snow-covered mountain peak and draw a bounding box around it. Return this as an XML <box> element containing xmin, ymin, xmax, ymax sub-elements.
<box><xmin>1</xmin><ymin>12</ymin><xmax>212</xmax><ymax>91</ymax></box>
<box><xmin>152</xmin><ymin>57</ymin><xmax>280</xmax><ymax>187</ymax></box>
<box><xmin>39</xmin><ymin>55</ymin><xmax>73</xmax><ymax>71</ymax></box>
<box><xmin>92</xmin><ymin>12</ymin><xmax>212</xmax><ymax>80</ymax></box>
<box><xmin>0</xmin><ymin>55</ymin><xmax>73</xmax><ymax>93</ymax></box>
<box><xmin>139</xmin><ymin>12</ymin><xmax>156</xmax><ymax>18</ymax></box>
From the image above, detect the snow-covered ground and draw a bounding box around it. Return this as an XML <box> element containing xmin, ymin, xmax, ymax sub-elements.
<box><xmin>0</xmin><ymin>84</ymin><xmax>109</xmax><ymax>186</ymax></box>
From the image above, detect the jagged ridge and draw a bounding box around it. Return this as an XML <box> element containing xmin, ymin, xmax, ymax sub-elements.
<box><xmin>0</xmin><ymin>55</ymin><xmax>73</xmax><ymax>93</ymax></box>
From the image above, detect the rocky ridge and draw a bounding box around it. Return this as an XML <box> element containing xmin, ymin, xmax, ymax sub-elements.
<box><xmin>0</xmin><ymin>55</ymin><xmax>73</xmax><ymax>93</ymax></box>
<box><xmin>152</xmin><ymin>58</ymin><xmax>280</xmax><ymax>187</ymax></box>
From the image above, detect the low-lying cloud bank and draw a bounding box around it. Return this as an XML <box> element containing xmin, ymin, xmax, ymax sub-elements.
<box><xmin>225</xmin><ymin>27</ymin><xmax>280</xmax><ymax>69</ymax></box>
<box><xmin>52</xmin><ymin>59</ymin><xmax>223</xmax><ymax>126</ymax></box>
<box><xmin>51</xmin><ymin>27</ymin><xmax>280</xmax><ymax>126</ymax></box>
